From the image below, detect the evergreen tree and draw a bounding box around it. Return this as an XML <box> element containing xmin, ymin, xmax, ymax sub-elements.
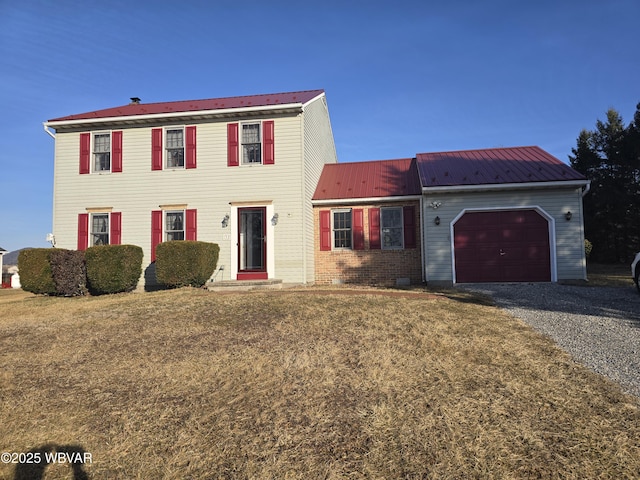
<box><xmin>569</xmin><ymin>104</ymin><xmax>640</xmax><ymax>262</ymax></box>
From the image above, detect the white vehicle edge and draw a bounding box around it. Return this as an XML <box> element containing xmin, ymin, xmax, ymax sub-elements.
<box><xmin>632</xmin><ymin>252</ymin><xmax>640</xmax><ymax>293</ymax></box>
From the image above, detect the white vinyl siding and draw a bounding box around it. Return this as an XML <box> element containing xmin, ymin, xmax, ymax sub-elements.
<box><xmin>422</xmin><ymin>188</ymin><xmax>587</xmax><ymax>283</ymax></box>
<box><xmin>51</xmin><ymin>93</ymin><xmax>337</xmax><ymax>286</ymax></box>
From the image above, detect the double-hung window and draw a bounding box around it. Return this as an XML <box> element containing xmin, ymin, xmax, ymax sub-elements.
<box><xmin>93</xmin><ymin>133</ymin><xmax>111</xmax><ymax>172</ymax></box>
<box><xmin>91</xmin><ymin>213</ymin><xmax>110</xmax><ymax>246</ymax></box>
<box><xmin>241</xmin><ymin>123</ymin><xmax>261</xmax><ymax>164</ymax></box>
<box><xmin>381</xmin><ymin>207</ymin><xmax>403</xmax><ymax>249</ymax></box>
<box><xmin>165</xmin><ymin>211</ymin><xmax>185</xmax><ymax>241</ymax></box>
<box><xmin>166</xmin><ymin>128</ymin><xmax>185</xmax><ymax>168</ymax></box>
<box><xmin>333</xmin><ymin>209</ymin><xmax>352</xmax><ymax>249</ymax></box>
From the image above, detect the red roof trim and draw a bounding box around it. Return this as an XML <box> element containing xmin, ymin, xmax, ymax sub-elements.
<box><xmin>48</xmin><ymin>89</ymin><xmax>325</xmax><ymax>122</ymax></box>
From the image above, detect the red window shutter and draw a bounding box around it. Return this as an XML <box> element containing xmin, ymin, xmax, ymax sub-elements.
<box><xmin>227</xmin><ymin>123</ymin><xmax>239</xmax><ymax>167</ymax></box>
<box><xmin>319</xmin><ymin>210</ymin><xmax>331</xmax><ymax>251</ymax></box>
<box><xmin>79</xmin><ymin>133</ymin><xmax>90</xmax><ymax>174</ymax></box>
<box><xmin>112</xmin><ymin>131</ymin><xmax>123</xmax><ymax>173</ymax></box>
<box><xmin>185</xmin><ymin>126</ymin><xmax>196</xmax><ymax>169</ymax></box>
<box><xmin>353</xmin><ymin>209</ymin><xmax>364</xmax><ymax>250</ymax></box>
<box><xmin>403</xmin><ymin>205</ymin><xmax>416</xmax><ymax>249</ymax></box>
<box><xmin>186</xmin><ymin>209</ymin><xmax>197</xmax><ymax>241</ymax></box>
<box><xmin>110</xmin><ymin>212</ymin><xmax>122</xmax><ymax>245</ymax></box>
<box><xmin>77</xmin><ymin>213</ymin><xmax>89</xmax><ymax>250</ymax></box>
<box><xmin>263</xmin><ymin>120</ymin><xmax>275</xmax><ymax>165</ymax></box>
<box><xmin>369</xmin><ymin>208</ymin><xmax>381</xmax><ymax>249</ymax></box>
<box><xmin>151</xmin><ymin>210</ymin><xmax>163</xmax><ymax>261</ymax></box>
<box><xmin>152</xmin><ymin>128</ymin><xmax>163</xmax><ymax>170</ymax></box>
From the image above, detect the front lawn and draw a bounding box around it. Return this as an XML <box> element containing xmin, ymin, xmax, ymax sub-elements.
<box><xmin>0</xmin><ymin>288</ymin><xmax>638</xmax><ymax>479</ymax></box>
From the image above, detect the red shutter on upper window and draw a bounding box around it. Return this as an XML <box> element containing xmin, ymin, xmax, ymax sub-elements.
<box><xmin>186</xmin><ymin>209</ymin><xmax>197</xmax><ymax>241</ymax></box>
<box><xmin>112</xmin><ymin>131</ymin><xmax>123</xmax><ymax>173</ymax></box>
<box><xmin>227</xmin><ymin>123</ymin><xmax>239</xmax><ymax>167</ymax></box>
<box><xmin>319</xmin><ymin>210</ymin><xmax>331</xmax><ymax>251</ymax></box>
<box><xmin>263</xmin><ymin>120</ymin><xmax>274</xmax><ymax>165</ymax></box>
<box><xmin>152</xmin><ymin>128</ymin><xmax>163</xmax><ymax>170</ymax></box>
<box><xmin>185</xmin><ymin>126</ymin><xmax>196</xmax><ymax>169</ymax></box>
<box><xmin>151</xmin><ymin>210</ymin><xmax>163</xmax><ymax>261</ymax></box>
<box><xmin>403</xmin><ymin>205</ymin><xmax>416</xmax><ymax>249</ymax></box>
<box><xmin>353</xmin><ymin>209</ymin><xmax>364</xmax><ymax>250</ymax></box>
<box><xmin>77</xmin><ymin>213</ymin><xmax>89</xmax><ymax>251</ymax></box>
<box><xmin>369</xmin><ymin>208</ymin><xmax>381</xmax><ymax>250</ymax></box>
<box><xmin>110</xmin><ymin>212</ymin><xmax>122</xmax><ymax>245</ymax></box>
<box><xmin>79</xmin><ymin>133</ymin><xmax>90</xmax><ymax>174</ymax></box>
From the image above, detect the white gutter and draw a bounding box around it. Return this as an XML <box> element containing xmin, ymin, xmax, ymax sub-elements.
<box><xmin>422</xmin><ymin>179</ymin><xmax>589</xmax><ymax>194</ymax></box>
<box><xmin>311</xmin><ymin>195</ymin><xmax>422</xmax><ymax>206</ymax></box>
<box><xmin>43</xmin><ymin>123</ymin><xmax>56</xmax><ymax>138</ymax></box>
<box><xmin>581</xmin><ymin>181</ymin><xmax>591</xmax><ymax>197</ymax></box>
<box><xmin>44</xmin><ymin>102</ymin><xmax>305</xmax><ymax>129</ymax></box>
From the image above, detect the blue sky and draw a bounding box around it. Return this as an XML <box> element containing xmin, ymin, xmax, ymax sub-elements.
<box><xmin>0</xmin><ymin>0</ymin><xmax>638</xmax><ymax>252</ymax></box>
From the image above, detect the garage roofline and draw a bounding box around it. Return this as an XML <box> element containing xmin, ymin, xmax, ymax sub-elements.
<box><xmin>422</xmin><ymin>179</ymin><xmax>589</xmax><ymax>194</ymax></box>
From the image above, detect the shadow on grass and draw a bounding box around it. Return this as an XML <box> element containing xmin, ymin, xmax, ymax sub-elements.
<box><xmin>14</xmin><ymin>444</ymin><xmax>90</xmax><ymax>480</ymax></box>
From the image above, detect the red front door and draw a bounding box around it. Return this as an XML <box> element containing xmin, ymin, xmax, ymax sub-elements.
<box><xmin>454</xmin><ymin>210</ymin><xmax>551</xmax><ymax>283</ymax></box>
<box><xmin>237</xmin><ymin>207</ymin><xmax>267</xmax><ymax>280</ymax></box>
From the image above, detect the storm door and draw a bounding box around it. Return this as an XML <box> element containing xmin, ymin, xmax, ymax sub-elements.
<box><xmin>237</xmin><ymin>207</ymin><xmax>267</xmax><ymax>280</ymax></box>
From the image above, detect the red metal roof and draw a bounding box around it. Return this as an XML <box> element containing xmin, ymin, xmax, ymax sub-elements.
<box><xmin>313</xmin><ymin>158</ymin><xmax>422</xmax><ymax>201</ymax></box>
<box><xmin>416</xmin><ymin>146</ymin><xmax>586</xmax><ymax>187</ymax></box>
<box><xmin>48</xmin><ymin>89</ymin><xmax>325</xmax><ymax>122</ymax></box>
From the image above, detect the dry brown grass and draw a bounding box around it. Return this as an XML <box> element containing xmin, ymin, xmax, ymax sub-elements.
<box><xmin>0</xmin><ymin>287</ymin><xmax>638</xmax><ymax>479</ymax></box>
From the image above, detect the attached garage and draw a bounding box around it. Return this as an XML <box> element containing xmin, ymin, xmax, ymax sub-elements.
<box><xmin>417</xmin><ymin>146</ymin><xmax>590</xmax><ymax>285</ymax></box>
<box><xmin>453</xmin><ymin>209</ymin><xmax>551</xmax><ymax>283</ymax></box>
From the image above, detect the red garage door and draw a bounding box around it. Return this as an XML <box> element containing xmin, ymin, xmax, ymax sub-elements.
<box><xmin>454</xmin><ymin>210</ymin><xmax>551</xmax><ymax>283</ymax></box>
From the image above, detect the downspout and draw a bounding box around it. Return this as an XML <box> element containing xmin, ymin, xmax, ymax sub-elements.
<box><xmin>581</xmin><ymin>181</ymin><xmax>591</xmax><ymax>197</ymax></box>
<box><xmin>420</xmin><ymin>195</ymin><xmax>426</xmax><ymax>284</ymax></box>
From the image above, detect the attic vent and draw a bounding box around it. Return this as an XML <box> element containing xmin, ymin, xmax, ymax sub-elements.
<box><xmin>130</xmin><ymin>97</ymin><xmax>141</xmax><ymax>104</ymax></box>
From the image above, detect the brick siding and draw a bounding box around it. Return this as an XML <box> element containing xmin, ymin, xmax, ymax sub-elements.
<box><xmin>314</xmin><ymin>201</ymin><xmax>422</xmax><ymax>285</ymax></box>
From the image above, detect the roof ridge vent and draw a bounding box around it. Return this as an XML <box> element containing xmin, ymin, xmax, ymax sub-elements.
<box><xmin>130</xmin><ymin>97</ymin><xmax>141</xmax><ymax>105</ymax></box>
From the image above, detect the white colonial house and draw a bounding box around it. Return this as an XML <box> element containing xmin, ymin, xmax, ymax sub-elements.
<box><xmin>44</xmin><ymin>90</ymin><xmax>337</xmax><ymax>287</ymax></box>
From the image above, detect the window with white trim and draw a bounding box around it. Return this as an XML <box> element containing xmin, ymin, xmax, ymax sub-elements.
<box><xmin>91</xmin><ymin>213</ymin><xmax>109</xmax><ymax>246</ymax></box>
<box><xmin>381</xmin><ymin>207</ymin><xmax>403</xmax><ymax>249</ymax></box>
<box><xmin>166</xmin><ymin>128</ymin><xmax>185</xmax><ymax>168</ymax></box>
<box><xmin>165</xmin><ymin>210</ymin><xmax>185</xmax><ymax>241</ymax></box>
<box><xmin>93</xmin><ymin>132</ymin><xmax>111</xmax><ymax>172</ymax></box>
<box><xmin>241</xmin><ymin>123</ymin><xmax>261</xmax><ymax>164</ymax></box>
<box><xmin>333</xmin><ymin>209</ymin><xmax>352</xmax><ymax>249</ymax></box>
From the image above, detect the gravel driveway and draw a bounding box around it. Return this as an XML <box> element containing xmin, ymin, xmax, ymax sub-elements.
<box><xmin>459</xmin><ymin>283</ymin><xmax>640</xmax><ymax>398</ymax></box>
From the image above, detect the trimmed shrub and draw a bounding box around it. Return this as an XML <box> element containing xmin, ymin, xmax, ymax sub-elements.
<box><xmin>156</xmin><ymin>241</ymin><xmax>219</xmax><ymax>288</ymax></box>
<box><xmin>85</xmin><ymin>244</ymin><xmax>143</xmax><ymax>295</ymax></box>
<box><xmin>584</xmin><ymin>239</ymin><xmax>593</xmax><ymax>260</ymax></box>
<box><xmin>18</xmin><ymin>248</ymin><xmax>57</xmax><ymax>295</ymax></box>
<box><xmin>50</xmin><ymin>249</ymin><xmax>87</xmax><ymax>296</ymax></box>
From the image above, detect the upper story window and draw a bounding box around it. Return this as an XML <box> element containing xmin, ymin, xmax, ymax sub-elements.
<box><xmin>80</xmin><ymin>131</ymin><xmax>122</xmax><ymax>174</ymax></box>
<box><xmin>227</xmin><ymin>121</ymin><xmax>275</xmax><ymax>166</ymax></box>
<box><xmin>93</xmin><ymin>133</ymin><xmax>111</xmax><ymax>172</ymax></box>
<box><xmin>381</xmin><ymin>207</ymin><xmax>403</xmax><ymax>249</ymax></box>
<box><xmin>91</xmin><ymin>213</ymin><xmax>110</xmax><ymax>246</ymax></box>
<box><xmin>333</xmin><ymin>209</ymin><xmax>352</xmax><ymax>249</ymax></box>
<box><xmin>166</xmin><ymin>128</ymin><xmax>185</xmax><ymax>168</ymax></box>
<box><xmin>151</xmin><ymin>126</ymin><xmax>196</xmax><ymax>171</ymax></box>
<box><xmin>242</xmin><ymin>123</ymin><xmax>261</xmax><ymax>164</ymax></box>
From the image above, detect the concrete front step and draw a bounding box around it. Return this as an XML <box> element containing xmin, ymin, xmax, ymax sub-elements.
<box><xmin>206</xmin><ymin>279</ymin><xmax>283</xmax><ymax>292</ymax></box>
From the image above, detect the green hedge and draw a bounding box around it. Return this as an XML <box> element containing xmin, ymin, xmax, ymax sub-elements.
<box><xmin>155</xmin><ymin>241</ymin><xmax>219</xmax><ymax>288</ymax></box>
<box><xmin>85</xmin><ymin>244</ymin><xmax>143</xmax><ymax>294</ymax></box>
<box><xmin>18</xmin><ymin>248</ymin><xmax>57</xmax><ymax>295</ymax></box>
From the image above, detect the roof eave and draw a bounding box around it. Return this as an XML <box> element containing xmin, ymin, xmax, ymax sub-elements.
<box><xmin>312</xmin><ymin>195</ymin><xmax>422</xmax><ymax>205</ymax></box>
<box><xmin>422</xmin><ymin>179</ymin><xmax>590</xmax><ymax>194</ymax></box>
<box><xmin>45</xmin><ymin>102</ymin><xmax>305</xmax><ymax>130</ymax></box>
